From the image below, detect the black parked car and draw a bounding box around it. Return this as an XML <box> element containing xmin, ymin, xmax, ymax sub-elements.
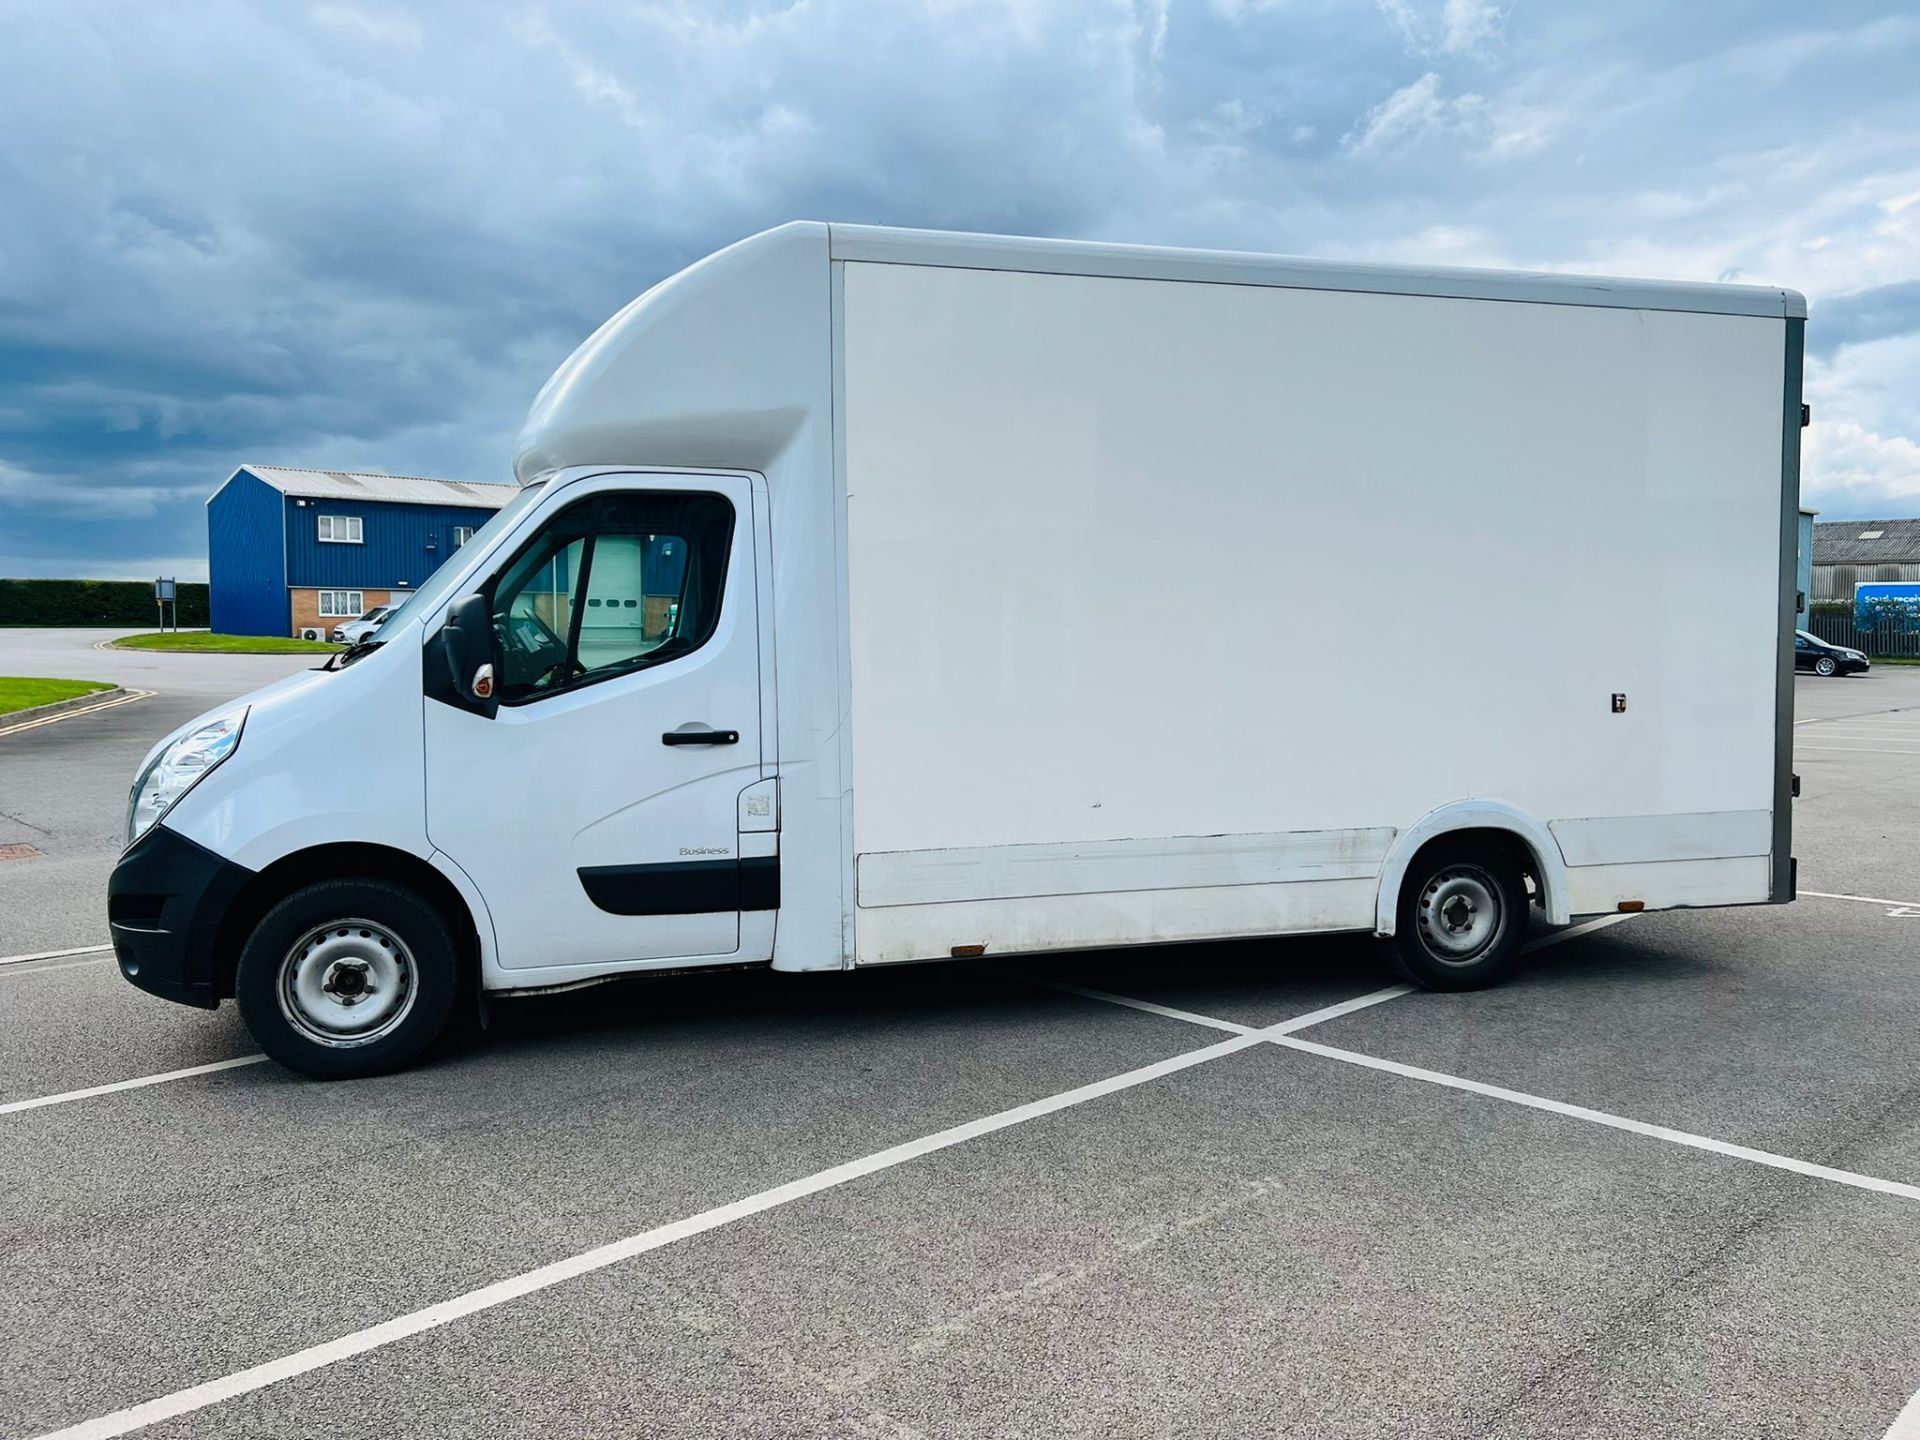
<box><xmin>1795</xmin><ymin>630</ymin><xmax>1870</xmax><ymax>676</ymax></box>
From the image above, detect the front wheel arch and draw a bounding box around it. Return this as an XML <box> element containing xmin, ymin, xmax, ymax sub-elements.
<box><xmin>212</xmin><ymin>843</ymin><xmax>480</xmax><ymax>1004</ymax></box>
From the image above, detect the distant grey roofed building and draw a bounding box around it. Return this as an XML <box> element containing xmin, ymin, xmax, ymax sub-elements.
<box><xmin>1809</xmin><ymin>517</ymin><xmax>1920</xmax><ymax>602</ymax></box>
<box><xmin>208</xmin><ymin>465</ymin><xmax>518</xmax><ymax>637</ymax></box>
<box><xmin>240</xmin><ymin>465</ymin><xmax>519</xmax><ymax>509</ymax></box>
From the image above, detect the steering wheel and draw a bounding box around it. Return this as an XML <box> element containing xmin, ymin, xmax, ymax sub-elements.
<box><xmin>507</xmin><ymin>610</ymin><xmax>564</xmax><ymax>656</ymax></box>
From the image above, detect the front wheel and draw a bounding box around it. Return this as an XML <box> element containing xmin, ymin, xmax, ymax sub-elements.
<box><xmin>1387</xmin><ymin>841</ymin><xmax>1528</xmax><ymax>991</ymax></box>
<box><xmin>235</xmin><ymin>878</ymin><xmax>459</xmax><ymax>1079</ymax></box>
<box><xmin>1814</xmin><ymin>656</ymin><xmax>1837</xmax><ymax>676</ymax></box>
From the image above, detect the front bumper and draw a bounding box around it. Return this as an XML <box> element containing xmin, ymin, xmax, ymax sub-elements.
<box><xmin>108</xmin><ymin>824</ymin><xmax>254</xmax><ymax>1009</ymax></box>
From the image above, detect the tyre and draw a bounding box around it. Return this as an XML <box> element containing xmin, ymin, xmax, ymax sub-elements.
<box><xmin>1814</xmin><ymin>656</ymin><xmax>1837</xmax><ymax>676</ymax></box>
<box><xmin>235</xmin><ymin>878</ymin><xmax>459</xmax><ymax>1079</ymax></box>
<box><xmin>1387</xmin><ymin>841</ymin><xmax>1528</xmax><ymax>991</ymax></box>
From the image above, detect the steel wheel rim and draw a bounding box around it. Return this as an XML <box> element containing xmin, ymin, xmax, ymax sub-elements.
<box><xmin>1417</xmin><ymin>866</ymin><xmax>1503</xmax><ymax>964</ymax></box>
<box><xmin>1816</xmin><ymin>657</ymin><xmax>1835</xmax><ymax>675</ymax></box>
<box><xmin>278</xmin><ymin>918</ymin><xmax>418</xmax><ymax>1048</ymax></box>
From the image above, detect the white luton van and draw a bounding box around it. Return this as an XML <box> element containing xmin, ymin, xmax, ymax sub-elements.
<box><xmin>111</xmin><ymin>223</ymin><xmax>1806</xmax><ymax>1077</ymax></box>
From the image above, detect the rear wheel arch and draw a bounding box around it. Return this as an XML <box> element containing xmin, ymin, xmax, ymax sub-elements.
<box><xmin>212</xmin><ymin>843</ymin><xmax>481</xmax><ymax>1002</ymax></box>
<box><xmin>1374</xmin><ymin>804</ymin><xmax>1568</xmax><ymax>936</ymax></box>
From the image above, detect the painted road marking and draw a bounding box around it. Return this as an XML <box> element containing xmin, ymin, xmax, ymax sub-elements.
<box><xmin>1273</xmin><ymin>1033</ymin><xmax>1920</xmax><ymax>1202</ymax></box>
<box><xmin>1263</xmin><ymin>985</ymin><xmax>1413</xmax><ymax>1032</ymax></box>
<box><xmin>1794</xmin><ymin>711</ymin><xmax>1917</xmax><ymax>726</ymax></box>
<box><xmin>0</xmin><ymin>943</ymin><xmax>112</xmax><ymax>967</ymax></box>
<box><xmin>1885</xmin><ymin>1386</ymin><xmax>1920</xmax><ymax>1439</ymax></box>
<box><xmin>1019</xmin><ymin>906</ymin><xmax>1920</xmax><ymax>1209</ymax></box>
<box><xmin>0</xmin><ymin>690</ymin><xmax>153</xmax><ymax>739</ymax></box>
<box><xmin>1521</xmin><ymin>912</ymin><xmax>1637</xmax><ymax>951</ymax></box>
<box><xmin>1802</xmin><ymin>889</ymin><xmax>1920</xmax><ymax>916</ymax></box>
<box><xmin>0</xmin><ymin>956</ymin><xmax>116</xmax><ymax>978</ymax></box>
<box><xmin>995</xmin><ymin>973</ymin><xmax>1256</xmax><ymax>1035</ymax></box>
<box><xmin>0</xmin><ymin>1056</ymin><xmax>268</xmax><ymax>1118</ymax></box>
<box><xmin>1796</xmin><ymin>745</ymin><xmax>1920</xmax><ymax>756</ymax></box>
<box><xmin>31</xmin><ymin>998</ymin><xmax>1377</xmax><ymax>1440</ymax></box>
<box><xmin>1799</xmin><ymin>727</ymin><xmax>1920</xmax><ymax>736</ymax></box>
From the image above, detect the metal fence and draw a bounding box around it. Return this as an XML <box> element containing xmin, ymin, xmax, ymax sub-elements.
<box><xmin>1805</xmin><ymin>608</ymin><xmax>1920</xmax><ymax>658</ymax></box>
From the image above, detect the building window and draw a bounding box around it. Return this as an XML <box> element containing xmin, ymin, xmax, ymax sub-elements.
<box><xmin>318</xmin><ymin>590</ymin><xmax>366</xmax><ymax>618</ymax></box>
<box><xmin>453</xmin><ymin>526</ymin><xmax>476</xmax><ymax>547</ymax></box>
<box><xmin>317</xmin><ymin>514</ymin><xmax>364</xmax><ymax>544</ymax></box>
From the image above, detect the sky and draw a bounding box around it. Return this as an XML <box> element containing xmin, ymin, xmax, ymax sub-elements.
<box><xmin>1</xmin><ymin>0</ymin><xmax>1918</xmax><ymax>580</ymax></box>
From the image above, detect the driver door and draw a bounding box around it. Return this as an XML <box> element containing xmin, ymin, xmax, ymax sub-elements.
<box><xmin>424</xmin><ymin>472</ymin><xmax>767</xmax><ymax>973</ymax></box>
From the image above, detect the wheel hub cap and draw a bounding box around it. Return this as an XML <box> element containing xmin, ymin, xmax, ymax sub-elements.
<box><xmin>279</xmin><ymin>920</ymin><xmax>417</xmax><ymax>1047</ymax></box>
<box><xmin>1420</xmin><ymin>869</ymin><xmax>1501</xmax><ymax>962</ymax></box>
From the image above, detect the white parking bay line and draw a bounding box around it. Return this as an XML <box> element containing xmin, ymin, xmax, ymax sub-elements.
<box><xmin>1885</xmin><ymin>1386</ymin><xmax>1920</xmax><ymax>1439</ymax></box>
<box><xmin>1802</xmin><ymin>889</ymin><xmax>1920</xmax><ymax>914</ymax></box>
<box><xmin>1263</xmin><ymin>985</ymin><xmax>1414</xmax><ymax>1032</ymax></box>
<box><xmin>1015</xmin><ymin>923</ymin><xmax>1920</xmax><ymax>1208</ymax></box>
<box><xmin>993</xmin><ymin>972</ymin><xmax>1257</xmax><ymax>1034</ymax></box>
<box><xmin>0</xmin><ymin>943</ymin><xmax>112</xmax><ymax>967</ymax></box>
<box><xmin>1522</xmin><ymin>912</ymin><xmax>1637</xmax><ymax>952</ymax></box>
<box><xmin>1273</xmin><ymin>1034</ymin><xmax>1920</xmax><ymax>1203</ymax></box>
<box><xmin>28</xmin><ymin>1016</ymin><xmax>1315</xmax><ymax>1440</ymax></box>
<box><xmin>0</xmin><ymin>1056</ymin><xmax>268</xmax><ymax>1118</ymax></box>
<box><xmin>1</xmin><ymin>956</ymin><xmax>115</xmax><ymax>979</ymax></box>
<box><xmin>1789</xmin><ymin>748</ymin><xmax>1920</xmax><ymax>760</ymax></box>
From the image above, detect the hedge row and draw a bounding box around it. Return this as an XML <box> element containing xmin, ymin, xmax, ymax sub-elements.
<box><xmin>0</xmin><ymin>578</ymin><xmax>210</xmax><ymax>628</ymax></box>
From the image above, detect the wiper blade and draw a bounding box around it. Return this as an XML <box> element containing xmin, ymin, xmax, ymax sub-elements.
<box><xmin>327</xmin><ymin>637</ymin><xmax>385</xmax><ymax>671</ymax></box>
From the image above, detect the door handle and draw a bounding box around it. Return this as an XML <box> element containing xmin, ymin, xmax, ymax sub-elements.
<box><xmin>662</xmin><ymin>725</ymin><xmax>739</xmax><ymax>746</ymax></box>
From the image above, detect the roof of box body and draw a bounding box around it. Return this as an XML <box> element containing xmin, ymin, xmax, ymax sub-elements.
<box><xmin>1812</xmin><ymin>518</ymin><xmax>1920</xmax><ymax>565</ymax></box>
<box><xmin>230</xmin><ymin>465</ymin><xmax>517</xmax><ymax>509</ymax></box>
<box><xmin>824</xmin><ymin>222</ymin><xmax>1808</xmax><ymax>321</ymax></box>
<box><xmin>512</xmin><ymin>220</ymin><xmax>1806</xmax><ymax>489</ymax></box>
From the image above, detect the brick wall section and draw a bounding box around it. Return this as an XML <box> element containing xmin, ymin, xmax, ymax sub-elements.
<box><xmin>289</xmin><ymin>588</ymin><xmax>398</xmax><ymax>637</ymax></box>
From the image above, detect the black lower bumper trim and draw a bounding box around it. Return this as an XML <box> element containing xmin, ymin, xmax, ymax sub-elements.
<box><xmin>108</xmin><ymin>825</ymin><xmax>254</xmax><ymax>1009</ymax></box>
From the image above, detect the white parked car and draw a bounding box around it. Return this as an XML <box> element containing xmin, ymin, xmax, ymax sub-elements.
<box><xmin>328</xmin><ymin>604</ymin><xmax>395</xmax><ymax>645</ymax></box>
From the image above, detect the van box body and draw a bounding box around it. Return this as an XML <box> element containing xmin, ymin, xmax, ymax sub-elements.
<box><xmin>507</xmin><ymin>222</ymin><xmax>1804</xmax><ymax>976</ymax></box>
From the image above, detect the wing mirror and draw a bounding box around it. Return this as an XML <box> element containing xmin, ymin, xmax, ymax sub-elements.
<box><xmin>426</xmin><ymin>593</ymin><xmax>500</xmax><ymax>717</ymax></box>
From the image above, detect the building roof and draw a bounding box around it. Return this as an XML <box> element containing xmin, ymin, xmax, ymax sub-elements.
<box><xmin>235</xmin><ymin>465</ymin><xmax>517</xmax><ymax>509</ymax></box>
<box><xmin>1812</xmin><ymin>518</ymin><xmax>1920</xmax><ymax>565</ymax></box>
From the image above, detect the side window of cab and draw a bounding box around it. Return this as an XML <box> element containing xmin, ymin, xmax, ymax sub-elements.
<box><xmin>488</xmin><ymin>492</ymin><xmax>734</xmax><ymax>705</ymax></box>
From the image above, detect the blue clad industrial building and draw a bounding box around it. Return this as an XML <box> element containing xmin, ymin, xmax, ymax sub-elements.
<box><xmin>207</xmin><ymin>466</ymin><xmax>516</xmax><ymax>637</ymax></box>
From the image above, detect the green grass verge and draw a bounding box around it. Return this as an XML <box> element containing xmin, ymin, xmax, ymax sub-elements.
<box><xmin>0</xmin><ymin>676</ymin><xmax>115</xmax><ymax>718</ymax></box>
<box><xmin>112</xmin><ymin>632</ymin><xmax>341</xmax><ymax>654</ymax></box>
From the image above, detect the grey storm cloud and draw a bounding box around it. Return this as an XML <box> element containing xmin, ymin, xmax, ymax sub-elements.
<box><xmin>2</xmin><ymin>0</ymin><xmax>1919</xmax><ymax>575</ymax></box>
<box><xmin>1810</xmin><ymin>280</ymin><xmax>1920</xmax><ymax>356</ymax></box>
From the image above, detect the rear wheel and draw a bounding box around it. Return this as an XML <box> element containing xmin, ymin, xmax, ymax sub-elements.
<box><xmin>1388</xmin><ymin>841</ymin><xmax>1527</xmax><ymax>991</ymax></box>
<box><xmin>1814</xmin><ymin>655</ymin><xmax>1837</xmax><ymax>676</ymax></box>
<box><xmin>236</xmin><ymin>878</ymin><xmax>458</xmax><ymax>1079</ymax></box>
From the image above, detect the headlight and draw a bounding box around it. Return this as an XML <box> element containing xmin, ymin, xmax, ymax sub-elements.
<box><xmin>126</xmin><ymin>708</ymin><xmax>247</xmax><ymax>846</ymax></box>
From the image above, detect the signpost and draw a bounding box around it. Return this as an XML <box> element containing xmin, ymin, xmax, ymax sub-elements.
<box><xmin>154</xmin><ymin>577</ymin><xmax>177</xmax><ymax>634</ymax></box>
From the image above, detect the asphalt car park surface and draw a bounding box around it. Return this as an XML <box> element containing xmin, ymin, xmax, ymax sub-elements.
<box><xmin>0</xmin><ymin>629</ymin><xmax>320</xmax><ymax>956</ymax></box>
<box><xmin>3</xmin><ymin>635</ymin><xmax>1919</xmax><ymax>1439</ymax></box>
